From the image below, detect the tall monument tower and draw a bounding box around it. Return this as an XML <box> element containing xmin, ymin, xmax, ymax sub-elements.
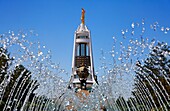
<box><xmin>69</xmin><ymin>9</ymin><xmax>98</xmax><ymax>90</ymax></box>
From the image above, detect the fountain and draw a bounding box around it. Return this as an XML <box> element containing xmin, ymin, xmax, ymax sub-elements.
<box><xmin>0</xmin><ymin>19</ymin><xmax>170</xmax><ymax>110</ymax></box>
<box><xmin>0</xmin><ymin>30</ymin><xmax>67</xmax><ymax>111</ymax></box>
<box><xmin>94</xmin><ymin>20</ymin><xmax>170</xmax><ymax>111</ymax></box>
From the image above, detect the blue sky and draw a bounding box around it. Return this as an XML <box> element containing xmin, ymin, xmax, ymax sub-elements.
<box><xmin>0</xmin><ymin>0</ymin><xmax>170</xmax><ymax>79</ymax></box>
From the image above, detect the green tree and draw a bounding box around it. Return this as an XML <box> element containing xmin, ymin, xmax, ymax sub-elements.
<box><xmin>0</xmin><ymin>47</ymin><xmax>11</xmax><ymax>83</ymax></box>
<box><xmin>134</xmin><ymin>42</ymin><xmax>170</xmax><ymax>110</ymax></box>
<box><xmin>0</xmin><ymin>47</ymin><xmax>39</xmax><ymax>111</ymax></box>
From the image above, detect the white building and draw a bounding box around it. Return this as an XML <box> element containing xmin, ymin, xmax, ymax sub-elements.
<box><xmin>69</xmin><ymin>9</ymin><xmax>98</xmax><ymax>89</ymax></box>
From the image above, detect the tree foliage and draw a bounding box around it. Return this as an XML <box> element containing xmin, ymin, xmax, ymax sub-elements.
<box><xmin>0</xmin><ymin>47</ymin><xmax>11</xmax><ymax>83</ymax></box>
<box><xmin>0</xmin><ymin>47</ymin><xmax>39</xmax><ymax>111</ymax></box>
<box><xmin>134</xmin><ymin>42</ymin><xmax>170</xmax><ymax>110</ymax></box>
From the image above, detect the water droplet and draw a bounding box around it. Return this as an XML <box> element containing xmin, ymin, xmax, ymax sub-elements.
<box><xmin>3</xmin><ymin>44</ymin><xmax>7</xmax><ymax>49</ymax></box>
<box><xmin>38</xmin><ymin>51</ymin><xmax>43</xmax><ymax>56</ymax></box>
<box><xmin>128</xmin><ymin>46</ymin><xmax>132</xmax><ymax>51</ymax></box>
<box><xmin>41</xmin><ymin>58</ymin><xmax>44</xmax><ymax>61</ymax></box>
<box><xmin>136</xmin><ymin>23</ymin><xmax>140</xmax><ymax>27</ymax></box>
<box><xmin>150</xmin><ymin>25</ymin><xmax>153</xmax><ymax>29</ymax></box>
<box><xmin>7</xmin><ymin>106</ymin><xmax>11</xmax><ymax>109</ymax></box>
<box><xmin>142</xmin><ymin>27</ymin><xmax>145</xmax><ymax>31</ymax></box>
<box><xmin>131</xmin><ymin>22</ymin><xmax>135</xmax><ymax>29</ymax></box>
<box><xmin>60</xmin><ymin>79</ymin><xmax>63</xmax><ymax>83</ymax></box>
<box><xmin>131</xmin><ymin>30</ymin><xmax>134</xmax><ymax>35</ymax></box>
<box><xmin>22</xmin><ymin>34</ymin><xmax>26</xmax><ymax>38</ymax></box>
<box><xmin>142</xmin><ymin>18</ymin><xmax>145</xmax><ymax>25</ymax></box>
<box><xmin>118</xmin><ymin>57</ymin><xmax>122</xmax><ymax>61</ymax></box>
<box><xmin>121</xmin><ymin>30</ymin><xmax>125</xmax><ymax>35</ymax></box>
<box><xmin>161</xmin><ymin>27</ymin><xmax>164</xmax><ymax>31</ymax></box>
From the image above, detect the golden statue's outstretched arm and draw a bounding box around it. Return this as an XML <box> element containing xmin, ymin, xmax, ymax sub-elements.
<box><xmin>81</xmin><ymin>8</ymin><xmax>85</xmax><ymax>24</ymax></box>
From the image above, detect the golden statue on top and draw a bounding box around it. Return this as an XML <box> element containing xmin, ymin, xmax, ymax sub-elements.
<box><xmin>81</xmin><ymin>8</ymin><xmax>85</xmax><ymax>24</ymax></box>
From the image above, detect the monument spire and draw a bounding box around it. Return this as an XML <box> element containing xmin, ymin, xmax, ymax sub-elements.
<box><xmin>69</xmin><ymin>9</ymin><xmax>98</xmax><ymax>90</ymax></box>
<box><xmin>81</xmin><ymin>8</ymin><xmax>85</xmax><ymax>24</ymax></box>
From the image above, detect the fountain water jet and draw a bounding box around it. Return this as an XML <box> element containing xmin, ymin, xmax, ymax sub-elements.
<box><xmin>0</xmin><ymin>19</ymin><xmax>170</xmax><ymax>111</ymax></box>
<box><xmin>0</xmin><ymin>30</ymin><xmax>68</xmax><ymax>111</ymax></box>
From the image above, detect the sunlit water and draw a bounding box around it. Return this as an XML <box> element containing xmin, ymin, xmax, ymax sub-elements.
<box><xmin>0</xmin><ymin>20</ymin><xmax>170</xmax><ymax>111</ymax></box>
